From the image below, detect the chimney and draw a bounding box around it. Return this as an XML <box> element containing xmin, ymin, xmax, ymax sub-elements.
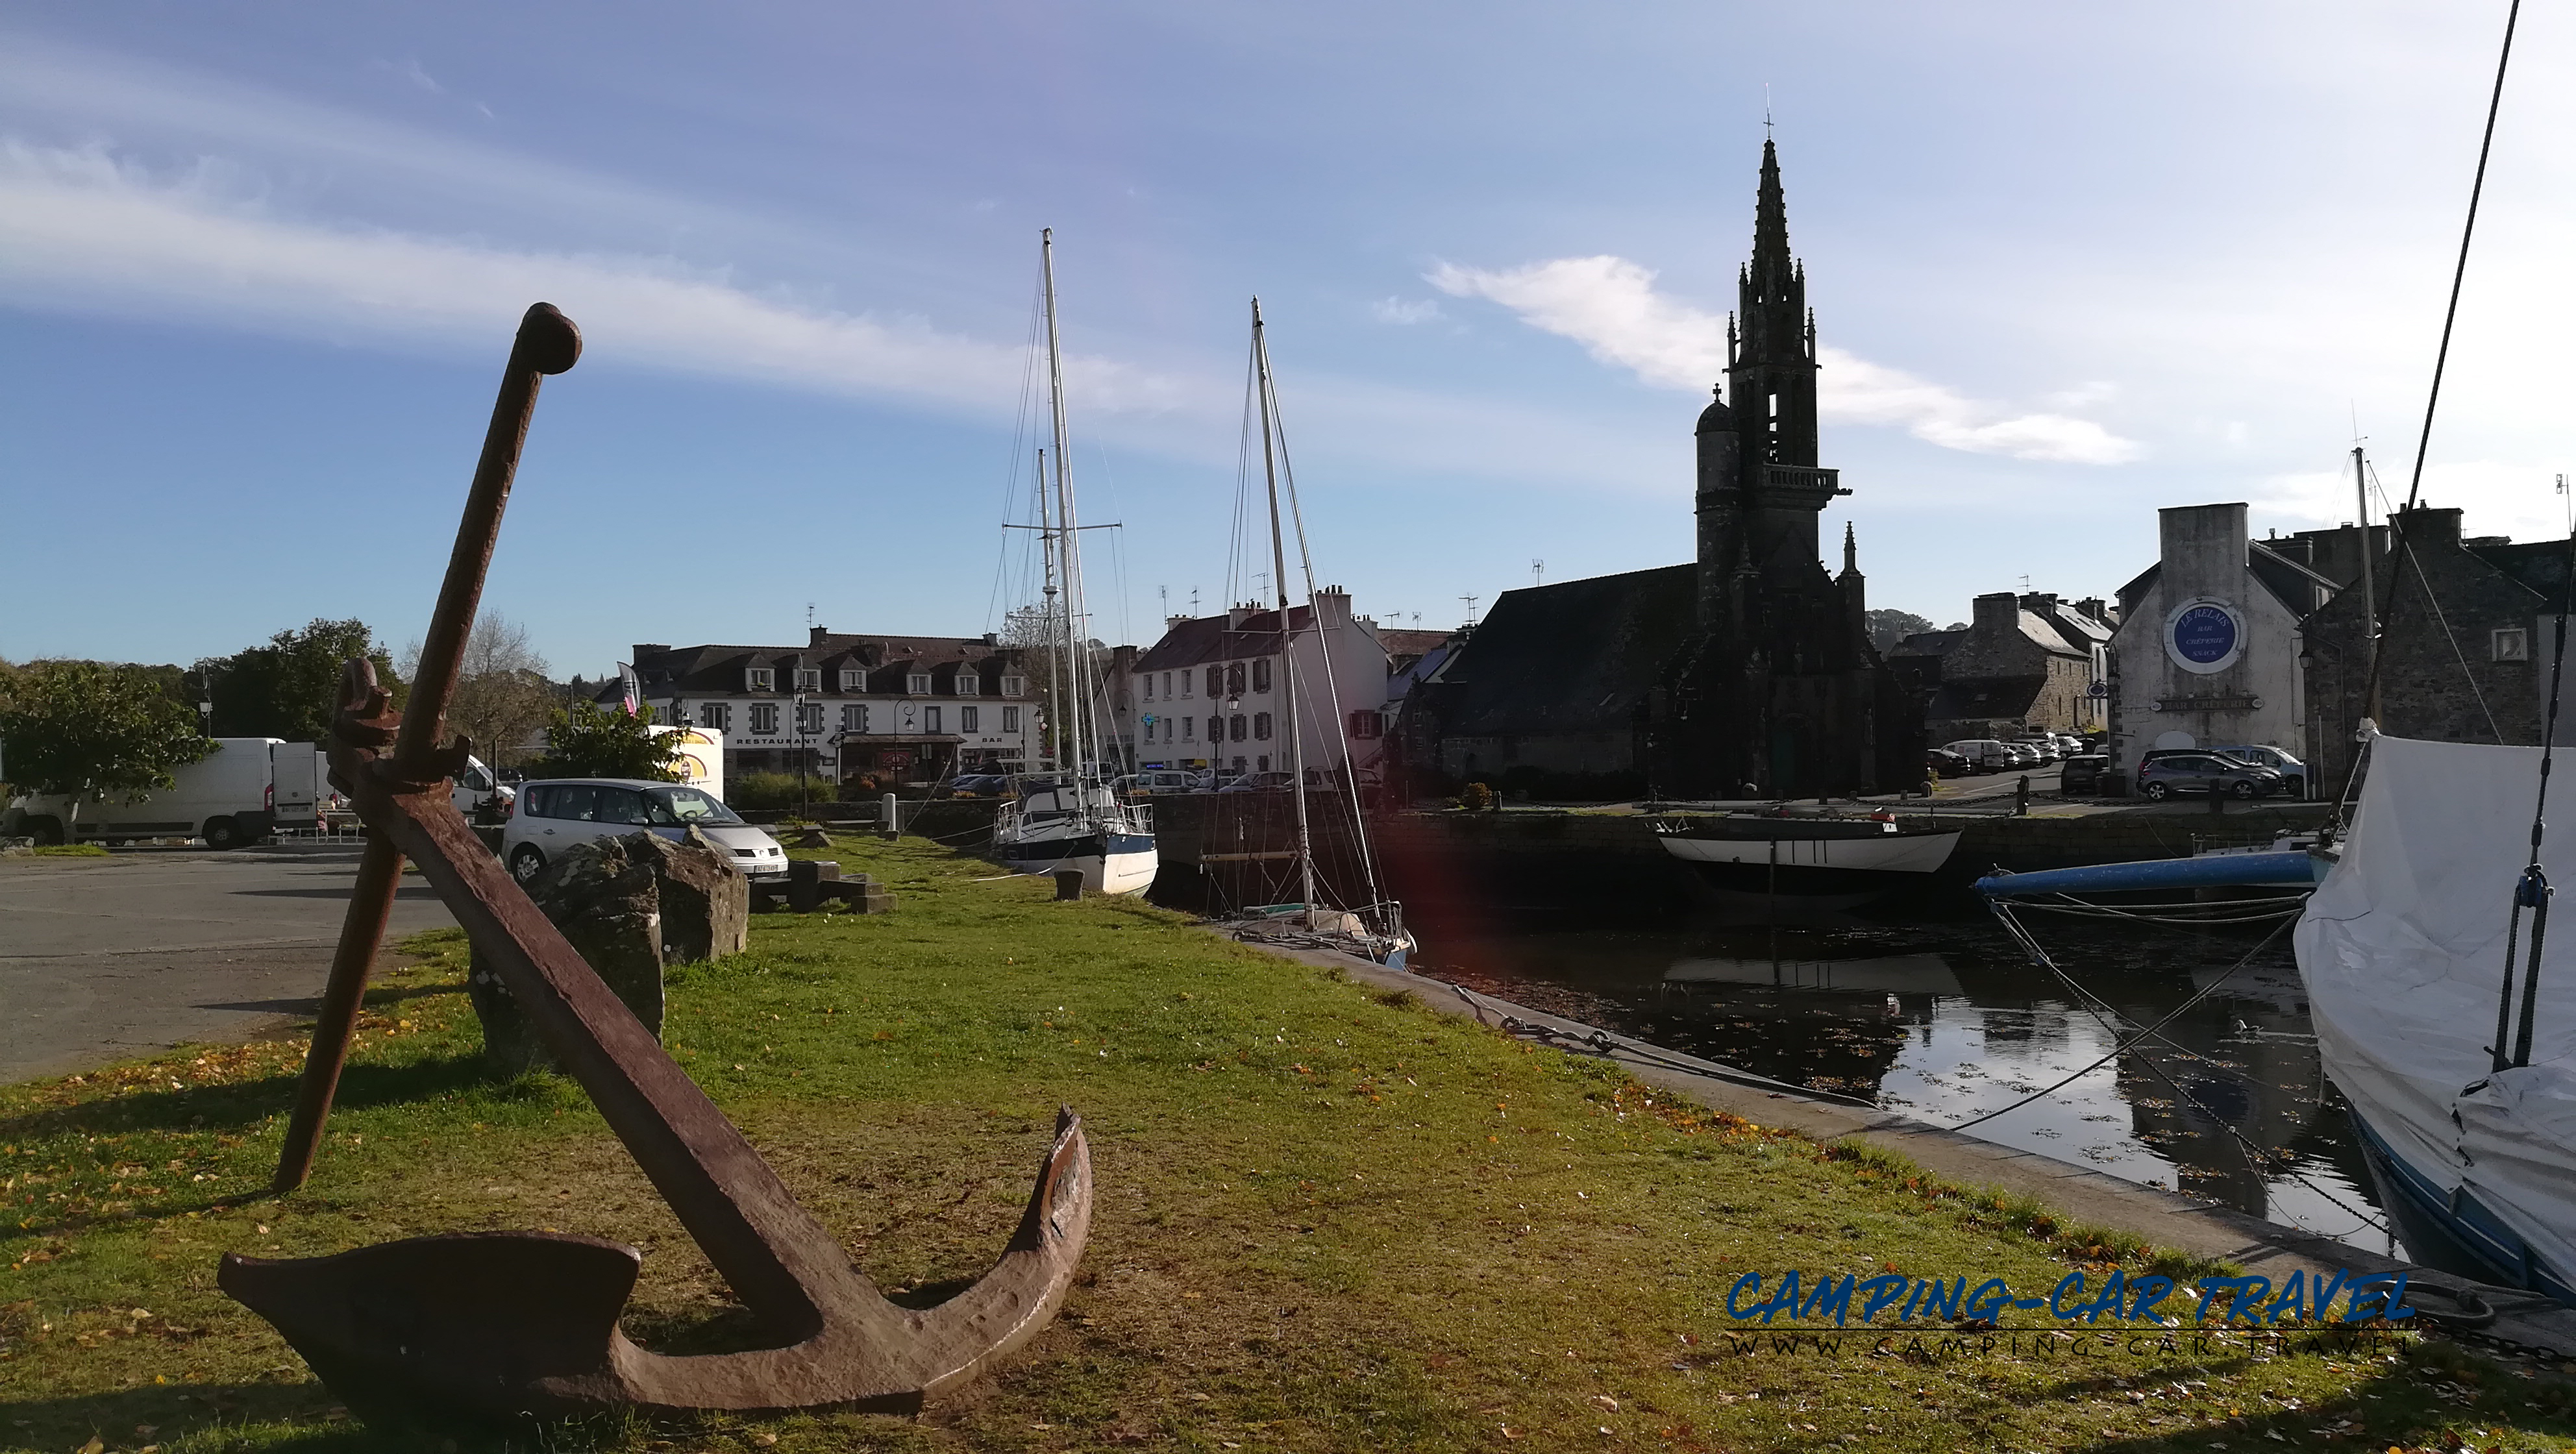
<box><xmin>632</xmin><ymin>644</ymin><xmax>671</xmax><ymax>661</ymax></box>
<box><xmin>808</xmin><ymin>626</ymin><xmax>830</xmax><ymax>647</ymax></box>
<box><xmin>1972</xmin><ymin>591</ymin><xmax>2020</xmax><ymax>634</ymax></box>
<box><xmin>2074</xmin><ymin>598</ymin><xmax>2107</xmax><ymax>624</ymax></box>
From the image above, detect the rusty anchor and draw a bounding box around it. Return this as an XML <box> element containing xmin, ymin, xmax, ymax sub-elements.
<box><xmin>221</xmin><ymin>302</ymin><xmax>1092</xmax><ymax>1422</ymax></box>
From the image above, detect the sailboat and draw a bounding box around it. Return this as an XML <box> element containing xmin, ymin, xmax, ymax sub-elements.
<box><xmin>1207</xmin><ymin>300</ymin><xmax>1413</xmax><ymax>967</ymax></box>
<box><xmin>989</xmin><ymin>231</ymin><xmax>1158</xmax><ymax>896</ymax></box>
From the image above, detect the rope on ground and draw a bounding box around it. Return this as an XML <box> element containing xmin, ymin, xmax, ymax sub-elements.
<box><xmin>1431</xmin><ymin>977</ymin><xmax>1879</xmax><ymax>1111</ymax></box>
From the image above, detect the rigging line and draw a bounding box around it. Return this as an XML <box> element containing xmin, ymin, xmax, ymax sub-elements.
<box><xmin>2401</xmin><ymin>537</ymin><xmax>2503</xmax><ymax>741</ymax></box>
<box><xmin>1987</xmin><ymin>905</ymin><xmax>2382</xmax><ymax>1236</ymax></box>
<box><xmin>1946</xmin><ymin>916</ymin><xmax>2290</xmax><ymax>1134</ymax></box>
<box><xmin>1254</xmin><ymin>319</ymin><xmax>1389</xmax><ymax>918</ymax></box>
<box><xmin>983</xmin><ymin>258</ymin><xmax>1051</xmax><ymax>635</ymax></box>
<box><xmin>2347</xmin><ymin>0</ymin><xmax>2523</xmax><ymax>786</ymax></box>
<box><xmin>1981</xmin><ymin>897</ymin><xmax>2368</xmax><ymax>1237</ymax></box>
<box><xmin>2496</xmin><ymin>520</ymin><xmax>2576</xmax><ymax>1070</ymax></box>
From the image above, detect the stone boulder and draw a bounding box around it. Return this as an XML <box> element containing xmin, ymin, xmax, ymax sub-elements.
<box><xmin>468</xmin><ymin>828</ymin><xmax>749</xmax><ymax>1076</ymax></box>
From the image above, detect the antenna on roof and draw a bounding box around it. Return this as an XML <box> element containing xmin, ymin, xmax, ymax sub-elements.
<box><xmin>1461</xmin><ymin>593</ymin><xmax>1480</xmax><ymax>622</ymax></box>
<box><xmin>806</xmin><ymin>601</ymin><xmax>815</xmax><ymax>630</ymax></box>
<box><xmin>1531</xmin><ymin>558</ymin><xmax>1544</xmax><ymax>587</ymax></box>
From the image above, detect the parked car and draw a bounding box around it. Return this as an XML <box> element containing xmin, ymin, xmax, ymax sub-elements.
<box><xmin>1124</xmin><ymin>769</ymin><xmax>1204</xmax><ymax>796</ymax></box>
<box><xmin>1996</xmin><ymin>742</ymin><xmax>2044</xmax><ymax>769</ymax></box>
<box><xmin>2135</xmin><ymin>753</ymin><xmax>2285</xmax><ymax>801</ymax></box>
<box><xmin>2203</xmin><ymin>743</ymin><xmax>2311</xmax><ymax>798</ymax></box>
<box><xmin>502</xmin><ymin>778</ymin><xmax>789</xmax><ymax>883</ymax></box>
<box><xmin>1218</xmin><ymin>770</ymin><xmax>1300</xmax><ymax>793</ymax></box>
<box><xmin>1940</xmin><ymin>739</ymin><xmax>2016</xmax><ymax>772</ymax></box>
<box><xmin>2059</xmin><ymin>754</ymin><xmax>2111</xmax><ymax>794</ymax></box>
<box><xmin>1926</xmin><ymin>748</ymin><xmax>1972</xmax><ymax>779</ymax></box>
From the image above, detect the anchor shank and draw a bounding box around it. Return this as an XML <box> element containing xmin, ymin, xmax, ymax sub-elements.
<box><xmin>351</xmin><ymin>769</ymin><xmax>894</xmax><ymax>1339</ymax></box>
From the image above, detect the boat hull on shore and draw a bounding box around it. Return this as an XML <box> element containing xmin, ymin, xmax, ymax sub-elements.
<box><xmin>999</xmin><ymin>828</ymin><xmax>1159</xmax><ymax>896</ymax></box>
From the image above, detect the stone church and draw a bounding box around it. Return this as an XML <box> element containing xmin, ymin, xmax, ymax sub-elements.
<box><xmin>1407</xmin><ymin>141</ymin><xmax>1918</xmax><ymax>799</ymax></box>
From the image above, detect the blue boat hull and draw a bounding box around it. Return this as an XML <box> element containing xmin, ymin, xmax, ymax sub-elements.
<box><xmin>1976</xmin><ymin>850</ymin><xmax>2323</xmax><ymax>898</ymax></box>
<box><xmin>2346</xmin><ymin>1107</ymin><xmax>2576</xmax><ymax>1307</ymax></box>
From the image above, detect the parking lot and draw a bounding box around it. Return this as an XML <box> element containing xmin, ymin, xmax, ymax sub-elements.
<box><xmin>0</xmin><ymin>846</ymin><xmax>456</xmax><ymax>1081</ymax></box>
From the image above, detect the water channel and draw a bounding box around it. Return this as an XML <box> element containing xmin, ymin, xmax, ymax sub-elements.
<box><xmin>1406</xmin><ymin>904</ymin><xmax>2405</xmax><ymax>1260</ymax></box>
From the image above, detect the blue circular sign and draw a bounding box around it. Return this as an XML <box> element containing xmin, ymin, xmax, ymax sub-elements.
<box><xmin>2172</xmin><ymin>605</ymin><xmax>2237</xmax><ymax>664</ymax></box>
<box><xmin>2162</xmin><ymin>598</ymin><xmax>2246</xmax><ymax>674</ymax></box>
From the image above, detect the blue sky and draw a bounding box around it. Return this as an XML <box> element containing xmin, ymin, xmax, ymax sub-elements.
<box><xmin>5</xmin><ymin>2</ymin><xmax>2573</xmax><ymax>678</ymax></box>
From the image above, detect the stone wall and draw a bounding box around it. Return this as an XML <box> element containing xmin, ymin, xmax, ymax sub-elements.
<box><xmin>2300</xmin><ymin>508</ymin><xmax>2545</xmax><ymax>792</ymax></box>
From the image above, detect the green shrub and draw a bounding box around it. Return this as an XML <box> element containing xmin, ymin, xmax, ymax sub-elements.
<box><xmin>727</xmin><ymin>771</ymin><xmax>810</xmax><ymax>811</ymax></box>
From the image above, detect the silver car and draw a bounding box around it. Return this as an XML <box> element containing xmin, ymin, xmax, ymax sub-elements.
<box><xmin>502</xmin><ymin>777</ymin><xmax>789</xmax><ymax>884</ymax></box>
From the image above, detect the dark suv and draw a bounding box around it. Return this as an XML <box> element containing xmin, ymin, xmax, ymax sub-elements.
<box><xmin>2136</xmin><ymin>752</ymin><xmax>2285</xmax><ymax>801</ymax></box>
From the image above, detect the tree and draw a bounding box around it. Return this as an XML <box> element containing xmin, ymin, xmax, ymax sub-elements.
<box><xmin>401</xmin><ymin>611</ymin><xmax>555</xmax><ymax>766</ymax></box>
<box><xmin>0</xmin><ymin>660</ymin><xmax>214</xmax><ymax>838</ymax></box>
<box><xmin>534</xmin><ymin>701</ymin><xmax>687</xmax><ymax>781</ymax></box>
<box><xmin>1864</xmin><ymin>608</ymin><xmax>1938</xmax><ymax>653</ymax></box>
<box><xmin>208</xmin><ymin>619</ymin><xmax>404</xmax><ymax>742</ymax></box>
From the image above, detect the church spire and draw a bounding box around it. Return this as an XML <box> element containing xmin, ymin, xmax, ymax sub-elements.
<box><xmin>1752</xmin><ymin>138</ymin><xmax>1792</xmax><ymax>286</ymax></box>
<box><xmin>1840</xmin><ymin>522</ymin><xmax>1859</xmax><ymax>577</ymax></box>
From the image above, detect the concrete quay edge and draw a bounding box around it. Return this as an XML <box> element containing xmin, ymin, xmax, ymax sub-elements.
<box><xmin>1232</xmin><ymin>932</ymin><xmax>2576</xmax><ymax>1359</ymax></box>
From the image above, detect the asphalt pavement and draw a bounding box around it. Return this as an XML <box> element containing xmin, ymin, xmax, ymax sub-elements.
<box><xmin>0</xmin><ymin>846</ymin><xmax>457</xmax><ymax>1083</ymax></box>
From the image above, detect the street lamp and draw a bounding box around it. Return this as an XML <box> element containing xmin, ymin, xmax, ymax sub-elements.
<box><xmin>794</xmin><ymin>691</ymin><xmax>809</xmax><ymax>816</ymax></box>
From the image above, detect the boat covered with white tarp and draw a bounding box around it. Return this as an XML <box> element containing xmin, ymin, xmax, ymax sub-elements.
<box><xmin>2295</xmin><ymin>732</ymin><xmax>2576</xmax><ymax>1305</ymax></box>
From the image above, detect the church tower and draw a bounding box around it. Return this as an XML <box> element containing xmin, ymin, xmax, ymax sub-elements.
<box><xmin>1667</xmin><ymin>136</ymin><xmax>1909</xmax><ymax>799</ymax></box>
<box><xmin>1728</xmin><ymin>139</ymin><xmax>1819</xmax><ymax>469</ymax></box>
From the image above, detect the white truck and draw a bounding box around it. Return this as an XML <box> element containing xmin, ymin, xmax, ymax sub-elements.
<box><xmin>5</xmin><ymin>737</ymin><xmax>284</xmax><ymax>848</ymax></box>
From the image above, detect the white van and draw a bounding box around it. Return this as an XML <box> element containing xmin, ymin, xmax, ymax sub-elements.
<box><xmin>501</xmin><ymin>777</ymin><xmax>787</xmax><ymax>884</ymax></box>
<box><xmin>1941</xmin><ymin>739</ymin><xmax>2017</xmax><ymax>772</ymax></box>
<box><xmin>5</xmin><ymin>737</ymin><xmax>282</xmax><ymax>848</ymax></box>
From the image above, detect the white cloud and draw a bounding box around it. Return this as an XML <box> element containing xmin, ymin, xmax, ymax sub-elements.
<box><xmin>2251</xmin><ymin>459</ymin><xmax>2573</xmax><ymax>545</ymax></box>
<box><xmin>0</xmin><ymin>142</ymin><xmax>1200</xmax><ymax>421</ymax></box>
<box><xmin>1370</xmin><ymin>296</ymin><xmax>1442</xmax><ymax>325</ymax></box>
<box><xmin>0</xmin><ymin>141</ymin><xmax>1684</xmax><ymax>497</ymax></box>
<box><xmin>1428</xmin><ymin>254</ymin><xmax>2144</xmax><ymax>465</ymax></box>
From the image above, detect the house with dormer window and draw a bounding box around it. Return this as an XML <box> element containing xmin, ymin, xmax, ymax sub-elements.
<box><xmin>611</xmin><ymin>626</ymin><xmax>1039</xmax><ymax>786</ymax></box>
<box><xmin>1120</xmin><ymin>587</ymin><xmax>1395</xmax><ymax>779</ymax></box>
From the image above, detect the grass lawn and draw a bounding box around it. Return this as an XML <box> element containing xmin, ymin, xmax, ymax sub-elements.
<box><xmin>5</xmin><ymin>833</ymin><xmax>2573</xmax><ymax>1452</ymax></box>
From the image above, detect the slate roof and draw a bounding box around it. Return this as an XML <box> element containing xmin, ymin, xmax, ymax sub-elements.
<box><xmin>1376</xmin><ymin>628</ymin><xmax>1454</xmax><ymax>662</ymax></box>
<box><xmin>1928</xmin><ymin>676</ymin><xmax>2046</xmax><ymax>721</ymax></box>
<box><xmin>621</xmin><ymin>635</ymin><xmax>1029</xmax><ymax>698</ymax></box>
<box><xmin>1133</xmin><ymin>606</ymin><xmax>1319</xmax><ymax>673</ymax></box>
<box><xmin>1430</xmin><ymin>565</ymin><xmax>1696</xmax><ymax>737</ymax></box>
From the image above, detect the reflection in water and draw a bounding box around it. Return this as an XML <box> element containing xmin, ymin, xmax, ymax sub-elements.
<box><xmin>1413</xmin><ymin>913</ymin><xmax>2401</xmax><ymax>1257</ymax></box>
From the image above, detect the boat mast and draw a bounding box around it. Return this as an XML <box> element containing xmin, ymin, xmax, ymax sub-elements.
<box><xmin>2353</xmin><ymin>445</ymin><xmax>2381</xmax><ymax>722</ymax></box>
<box><xmin>1040</xmin><ymin>229</ymin><xmax>1091</xmax><ymax>784</ymax></box>
<box><xmin>1252</xmin><ymin>299</ymin><xmax>1316</xmax><ymax>911</ymax></box>
<box><xmin>1036</xmin><ymin>447</ymin><xmax>1062</xmax><ymax>772</ymax></box>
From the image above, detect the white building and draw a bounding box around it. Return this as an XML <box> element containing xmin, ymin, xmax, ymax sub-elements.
<box><xmin>623</xmin><ymin>629</ymin><xmax>1039</xmax><ymax>786</ymax></box>
<box><xmin>2106</xmin><ymin>502</ymin><xmax>2336</xmax><ymax>775</ymax></box>
<box><xmin>1122</xmin><ymin>587</ymin><xmax>1395</xmax><ymax>779</ymax></box>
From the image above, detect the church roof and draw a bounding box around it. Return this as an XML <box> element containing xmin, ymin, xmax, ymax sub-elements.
<box><xmin>1430</xmin><ymin>565</ymin><xmax>1697</xmax><ymax>738</ymax></box>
